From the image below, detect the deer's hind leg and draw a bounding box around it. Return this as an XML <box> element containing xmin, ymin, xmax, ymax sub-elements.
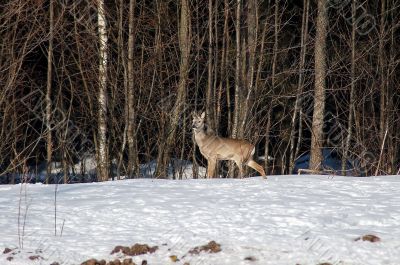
<box><xmin>247</xmin><ymin>159</ymin><xmax>267</xmax><ymax>179</ymax></box>
<box><xmin>233</xmin><ymin>160</ymin><xmax>244</xmax><ymax>178</ymax></box>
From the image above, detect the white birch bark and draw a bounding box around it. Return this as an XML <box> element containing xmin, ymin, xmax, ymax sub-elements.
<box><xmin>97</xmin><ymin>0</ymin><xmax>109</xmax><ymax>181</ymax></box>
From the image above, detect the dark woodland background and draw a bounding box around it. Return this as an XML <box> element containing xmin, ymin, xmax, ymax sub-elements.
<box><xmin>0</xmin><ymin>0</ymin><xmax>399</xmax><ymax>183</ymax></box>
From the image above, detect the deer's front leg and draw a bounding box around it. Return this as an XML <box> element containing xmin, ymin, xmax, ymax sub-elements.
<box><xmin>234</xmin><ymin>160</ymin><xmax>244</xmax><ymax>178</ymax></box>
<box><xmin>238</xmin><ymin>164</ymin><xmax>244</xmax><ymax>179</ymax></box>
<box><xmin>207</xmin><ymin>159</ymin><xmax>217</xmax><ymax>178</ymax></box>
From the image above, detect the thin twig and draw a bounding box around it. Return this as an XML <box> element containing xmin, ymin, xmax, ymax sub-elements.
<box><xmin>375</xmin><ymin>127</ymin><xmax>388</xmax><ymax>176</ymax></box>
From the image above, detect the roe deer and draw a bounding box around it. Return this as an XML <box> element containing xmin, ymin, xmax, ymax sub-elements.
<box><xmin>192</xmin><ymin>112</ymin><xmax>267</xmax><ymax>179</ymax></box>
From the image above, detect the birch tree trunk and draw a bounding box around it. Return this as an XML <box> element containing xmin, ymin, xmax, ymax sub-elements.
<box><xmin>45</xmin><ymin>0</ymin><xmax>54</xmax><ymax>184</ymax></box>
<box><xmin>309</xmin><ymin>0</ymin><xmax>328</xmax><ymax>171</ymax></box>
<box><xmin>232</xmin><ymin>0</ymin><xmax>241</xmax><ymax>139</ymax></box>
<box><xmin>97</xmin><ymin>0</ymin><xmax>109</xmax><ymax>181</ymax></box>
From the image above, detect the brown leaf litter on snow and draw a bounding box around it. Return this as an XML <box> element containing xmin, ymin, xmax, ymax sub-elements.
<box><xmin>81</xmin><ymin>258</ymin><xmax>146</xmax><ymax>265</ymax></box>
<box><xmin>188</xmin><ymin>240</ymin><xmax>221</xmax><ymax>255</ymax></box>
<box><xmin>110</xmin><ymin>244</ymin><xmax>158</xmax><ymax>256</ymax></box>
<box><xmin>244</xmin><ymin>256</ymin><xmax>257</xmax><ymax>261</ymax></box>
<box><xmin>354</xmin><ymin>234</ymin><xmax>381</xmax><ymax>242</ymax></box>
<box><xmin>81</xmin><ymin>243</ymin><xmax>158</xmax><ymax>265</ymax></box>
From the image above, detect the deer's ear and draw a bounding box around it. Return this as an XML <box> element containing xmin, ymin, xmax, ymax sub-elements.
<box><xmin>200</xmin><ymin>112</ymin><xmax>205</xmax><ymax>119</ymax></box>
<box><xmin>191</xmin><ymin>111</ymin><xmax>197</xmax><ymax>118</ymax></box>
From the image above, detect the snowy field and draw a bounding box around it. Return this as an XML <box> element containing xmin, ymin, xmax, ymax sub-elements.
<box><xmin>1</xmin><ymin>175</ymin><xmax>400</xmax><ymax>265</ymax></box>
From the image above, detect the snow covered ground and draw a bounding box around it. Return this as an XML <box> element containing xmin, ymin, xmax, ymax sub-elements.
<box><xmin>1</xmin><ymin>175</ymin><xmax>400</xmax><ymax>265</ymax></box>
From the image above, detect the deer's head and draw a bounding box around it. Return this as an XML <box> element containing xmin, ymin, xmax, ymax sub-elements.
<box><xmin>192</xmin><ymin>111</ymin><xmax>206</xmax><ymax>132</ymax></box>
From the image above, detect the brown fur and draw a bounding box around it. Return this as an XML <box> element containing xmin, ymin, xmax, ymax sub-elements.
<box><xmin>192</xmin><ymin>112</ymin><xmax>266</xmax><ymax>179</ymax></box>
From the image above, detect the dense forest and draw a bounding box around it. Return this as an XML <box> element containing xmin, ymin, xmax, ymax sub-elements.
<box><xmin>0</xmin><ymin>0</ymin><xmax>399</xmax><ymax>183</ymax></box>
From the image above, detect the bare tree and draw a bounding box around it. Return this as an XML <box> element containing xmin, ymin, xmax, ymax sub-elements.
<box><xmin>45</xmin><ymin>0</ymin><xmax>54</xmax><ymax>184</ymax></box>
<box><xmin>342</xmin><ymin>0</ymin><xmax>357</xmax><ymax>174</ymax></box>
<box><xmin>289</xmin><ymin>0</ymin><xmax>309</xmax><ymax>173</ymax></box>
<box><xmin>127</xmin><ymin>0</ymin><xmax>139</xmax><ymax>178</ymax></box>
<box><xmin>154</xmin><ymin>0</ymin><xmax>191</xmax><ymax>178</ymax></box>
<box><xmin>309</xmin><ymin>0</ymin><xmax>328</xmax><ymax>171</ymax></box>
<box><xmin>1</xmin><ymin>0</ymin><xmax>400</xmax><ymax>183</ymax></box>
<box><xmin>379</xmin><ymin>0</ymin><xmax>387</xmax><ymax>146</ymax></box>
<box><xmin>206</xmin><ymin>0</ymin><xmax>215</xmax><ymax>131</ymax></box>
<box><xmin>97</xmin><ymin>0</ymin><xmax>109</xmax><ymax>181</ymax></box>
<box><xmin>231</xmin><ymin>0</ymin><xmax>242</xmax><ymax>140</ymax></box>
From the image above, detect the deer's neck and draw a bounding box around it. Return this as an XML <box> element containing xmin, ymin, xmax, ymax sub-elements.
<box><xmin>194</xmin><ymin>128</ymin><xmax>207</xmax><ymax>142</ymax></box>
<box><xmin>194</xmin><ymin>126</ymin><xmax>219</xmax><ymax>148</ymax></box>
<box><xmin>194</xmin><ymin>126</ymin><xmax>217</xmax><ymax>149</ymax></box>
